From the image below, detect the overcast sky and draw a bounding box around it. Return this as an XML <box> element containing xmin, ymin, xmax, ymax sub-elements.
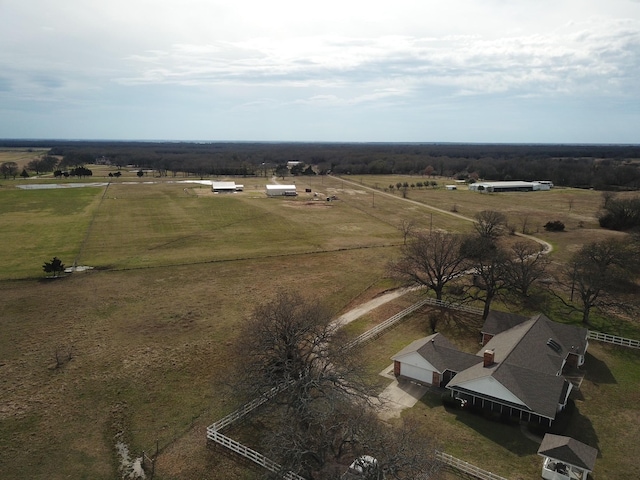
<box><xmin>2</xmin><ymin>0</ymin><xmax>639</xmax><ymax>143</ymax></box>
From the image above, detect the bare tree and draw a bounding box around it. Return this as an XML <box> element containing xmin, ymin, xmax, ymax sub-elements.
<box><xmin>504</xmin><ymin>241</ymin><xmax>549</xmax><ymax>297</ymax></box>
<box><xmin>388</xmin><ymin>231</ymin><xmax>469</xmax><ymax>301</ymax></box>
<box><xmin>551</xmin><ymin>239</ymin><xmax>637</xmax><ymax>325</ymax></box>
<box><xmin>473</xmin><ymin>210</ymin><xmax>507</xmax><ymax>239</ymax></box>
<box><xmin>234</xmin><ymin>291</ymin><xmax>441</xmax><ymax>479</ymax></box>
<box><xmin>398</xmin><ymin>219</ymin><xmax>416</xmax><ymax>245</ymax></box>
<box><xmin>1</xmin><ymin>161</ymin><xmax>19</xmax><ymax>179</ymax></box>
<box><xmin>464</xmin><ymin>242</ymin><xmax>510</xmax><ymax>321</ymax></box>
<box><xmin>233</xmin><ymin>291</ymin><xmax>367</xmax><ymax>402</ymax></box>
<box><xmin>520</xmin><ymin>213</ymin><xmax>530</xmax><ymax>234</ymax></box>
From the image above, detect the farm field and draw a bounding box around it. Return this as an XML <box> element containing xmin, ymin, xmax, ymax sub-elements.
<box><xmin>0</xmin><ymin>165</ymin><xmax>639</xmax><ymax>480</ymax></box>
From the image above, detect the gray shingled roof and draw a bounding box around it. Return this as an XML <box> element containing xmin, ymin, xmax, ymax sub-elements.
<box><xmin>447</xmin><ymin>313</ymin><xmax>588</xmax><ymax>419</ymax></box>
<box><xmin>392</xmin><ymin>333</ymin><xmax>480</xmax><ymax>373</ymax></box>
<box><xmin>481</xmin><ymin>311</ymin><xmax>529</xmax><ymax>336</ymax></box>
<box><xmin>537</xmin><ymin>434</ymin><xmax>598</xmax><ymax>471</ymax></box>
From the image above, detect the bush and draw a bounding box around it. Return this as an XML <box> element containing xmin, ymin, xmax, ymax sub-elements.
<box><xmin>441</xmin><ymin>392</ymin><xmax>463</xmax><ymax>409</ymax></box>
<box><xmin>544</xmin><ymin>220</ymin><xmax>565</xmax><ymax>232</ymax></box>
<box><xmin>598</xmin><ymin>197</ymin><xmax>640</xmax><ymax>231</ymax></box>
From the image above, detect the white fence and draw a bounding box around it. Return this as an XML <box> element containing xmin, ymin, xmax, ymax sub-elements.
<box><xmin>209</xmin><ymin>381</ymin><xmax>294</xmax><ymax>432</ymax></box>
<box><xmin>206</xmin><ymin>296</ymin><xmax>485</xmax><ymax>479</ymax></box>
<box><xmin>207</xmin><ymin>428</ymin><xmax>305</xmax><ymax>480</ymax></box>
<box><xmin>588</xmin><ymin>331</ymin><xmax>640</xmax><ymax>349</ymax></box>
<box><xmin>436</xmin><ymin>451</ymin><xmax>508</xmax><ymax>480</ymax></box>
<box><xmin>346</xmin><ymin>297</ymin><xmax>483</xmax><ymax>349</ymax></box>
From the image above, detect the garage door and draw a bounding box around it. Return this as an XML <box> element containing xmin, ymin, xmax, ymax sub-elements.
<box><xmin>400</xmin><ymin>363</ymin><xmax>433</xmax><ymax>385</ymax></box>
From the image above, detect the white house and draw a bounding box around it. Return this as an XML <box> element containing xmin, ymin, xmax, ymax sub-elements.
<box><xmin>266</xmin><ymin>184</ymin><xmax>297</xmax><ymax>196</ymax></box>
<box><xmin>392</xmin><ymin>312</ymin><xmax>589</xmax><ymax>425</ymax></box>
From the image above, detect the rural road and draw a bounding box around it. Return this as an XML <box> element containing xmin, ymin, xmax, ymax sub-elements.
<box><xmin>333</xmin><ymin>175</ymin><xmax>553</xmax><ymax>254</ymax></box>
<box><xmin>326</xmin><ymin>177</ymin><xmax>554</xmax><ymax>418</ymax></box>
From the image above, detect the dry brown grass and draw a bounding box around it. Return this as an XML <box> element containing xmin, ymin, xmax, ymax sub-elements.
<box><xmin>1</xmin><ymin>169</ymin><xmax>637</xmax><ymax>479</ymax></box>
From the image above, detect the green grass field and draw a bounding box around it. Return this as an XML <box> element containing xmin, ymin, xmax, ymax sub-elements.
<box><xmin>0</xmin><ymin>167</ymin><xmax>638</xmax><ymax>480</ymax></box>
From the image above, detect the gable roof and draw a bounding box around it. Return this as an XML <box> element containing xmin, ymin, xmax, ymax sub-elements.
<box><xmin>481</xmin><ymin>311</ymin><xmax>529</xmax><ymax>337</ymax></box>
<box><xmin>392</xmin><ymin>333</ymin><xmax>480</xmax><ymax>373</ymax></box>
<box><xmin>447</xmin><ymin>314</ymin><xmax>588</xmax><ymax>419</ymax></box>
<box><xmin>537</xmin><ymin>434</ymin><xmax>598</xmax><ymax>471</ymax></box>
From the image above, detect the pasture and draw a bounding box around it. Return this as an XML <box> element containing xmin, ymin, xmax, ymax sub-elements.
<box><xmin>0</xmin><ymin>167</ymin><xmax>638</xmax><ymax>480</ymax></box>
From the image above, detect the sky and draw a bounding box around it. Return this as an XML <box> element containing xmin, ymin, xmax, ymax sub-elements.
<box><xmin>1</xmin><ymin>0</ymin><xmax>640</xmax><ymax>143</ymax></box>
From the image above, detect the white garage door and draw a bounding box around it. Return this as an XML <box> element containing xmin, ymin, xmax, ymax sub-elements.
<box><xmin>400</xmin><ymin>363</ymin><xmax>433</xmax><ymax>385</ymax></box>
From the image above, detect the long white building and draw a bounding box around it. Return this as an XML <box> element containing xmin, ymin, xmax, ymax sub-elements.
<box><xmin>468</xmin><ymin>181</ymin><xmax>552</xmax><ymax>192</ymax></box>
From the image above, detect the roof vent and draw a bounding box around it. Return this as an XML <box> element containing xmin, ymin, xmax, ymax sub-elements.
<box><xmin>547</xmin><ymin>338</ymin><xmax>562</xmax><ymax>353</ymax></box>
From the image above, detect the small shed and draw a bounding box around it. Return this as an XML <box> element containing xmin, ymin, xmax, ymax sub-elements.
<box><xmin>445</xmin><ymin>185</ymin><xmax>457</xmax><ymax>190</ymax></box>
<box><xmin>266</xmin><ymin>184</ymin><xmax>297</xmax><ymax>196</ymax></box>
<box><xmin>537</xmin><ymin>434</ymin><xmax>597</xmax><ymax>480</ymax></box>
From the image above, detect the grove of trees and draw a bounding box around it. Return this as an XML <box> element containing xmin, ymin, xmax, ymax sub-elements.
<box><xmin>388</xmin><ymin>210</ymin><xmax>638</xmax><ymax>327</ymax></box>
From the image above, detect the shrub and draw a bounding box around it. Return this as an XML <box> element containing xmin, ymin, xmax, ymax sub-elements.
<box><xmin>598</xmin><ymin>196</ymin><xmax>640</xmax><ymax>231</ymax></box>
<box><xmin>544</xmin><ymin>220</ymin><xmax>565</xmax><ymax>232</ymax></box>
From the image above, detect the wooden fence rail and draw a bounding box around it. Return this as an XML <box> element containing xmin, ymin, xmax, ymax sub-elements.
<box><xmin>588</xmin><ymin>331</ymin><xmax>640</xmax><ymax>349</ymax></box>
<box><xmin>436</xmin><ymin>451</ymin><xmax>508</xmax><ymax>480</ymax></box>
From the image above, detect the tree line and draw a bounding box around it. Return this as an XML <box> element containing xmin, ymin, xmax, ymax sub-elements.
<box><xmin>3</xmin><ymin>140</ymin><xmax>639</xmax><ymax>191</ymax></box>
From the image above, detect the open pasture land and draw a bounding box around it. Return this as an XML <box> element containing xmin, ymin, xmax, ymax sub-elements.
<box><xmin>0</xmin><ymin>172</ymin><xmax>638</xmax><ymax>479</ymax></box>
<box><xmin>338</xmin><ymin>174</ymin><xmax>630</xmax><ymax>263</ymax></box>
<box><xmin>0</xmin><ymin>148</ymin><xmax>50</xmax><ymax>169</ymax></box>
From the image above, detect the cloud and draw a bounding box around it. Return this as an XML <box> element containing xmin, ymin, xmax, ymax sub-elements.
<box><xmin>115</xmin><ymin>18</ymin><xmax>640</xmax><ymax>104</ymax></box>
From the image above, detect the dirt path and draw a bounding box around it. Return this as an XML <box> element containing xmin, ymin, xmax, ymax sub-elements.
<box><xmin>335</xmin><ymin>176</ymin><xmax>553</xmax><ymax>254</ymax></box>
<box><xmin>332</xmin><ymin>287</ymin><xmax>414</xmax><ymax>328</ymax></box>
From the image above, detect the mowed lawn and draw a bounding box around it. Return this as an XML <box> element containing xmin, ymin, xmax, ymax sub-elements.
<box><xmin>0</xmin><ymin>187</ymin><xmax>104</xmax><ymax>278</ymax></box>
<box><xmin>78</xmin><ymin>181</ymin><xmax>402</xmax><ymax>269</ymax></box>
<box><xmin>1</xmin><ymin>174</ymin><xmax>639</xmax><ymax>480</ymax></box>
<box><xmin>0</xmin><ymin>179</ymin><xmax>401</xmax><ymax>480</ymax></box>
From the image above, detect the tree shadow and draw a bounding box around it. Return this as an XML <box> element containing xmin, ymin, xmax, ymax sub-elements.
<box><xmin>536</xmin><ymin>400</ymin><xmax>602</xmax><ymax>459</ymax></box>
<box><xmin>442</xmin><ymin>406</ymin><xmax>540</xmax><ymax>457</ymax></box>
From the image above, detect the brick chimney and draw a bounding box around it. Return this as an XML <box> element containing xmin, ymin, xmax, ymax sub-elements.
<box><xmin>483</xmin><ymin>349</ymin><xmax>495</xmax><ymax>367</ymax></box>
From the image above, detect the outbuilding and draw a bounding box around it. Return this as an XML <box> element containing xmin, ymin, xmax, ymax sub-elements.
<box><xmin>212</xmin><ymin>181</ymin><xmax>243</xmax><ymax>193</ymax></box>
<box><xmin>537</xmin><ymin>434</ymin><xmax>597</xmax><ymax>480</ymax></box>
<box><xmin>265</xmin><ymin>184</ymin><xmax>297</xmax><ymax>196</ymax></box>
<box><xmin>469</xmin><ymin>181</ymin><xmax>551</xmax><ymax>193</ymax></box>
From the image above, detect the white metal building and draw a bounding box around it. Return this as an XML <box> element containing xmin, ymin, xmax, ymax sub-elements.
<box><xmin>468</xmin><ymin>181</ymin><xmax>551</xmax><ymax>192</ymax></box>
<box><xmin>265</xmin><ymin>184</ymin><xmax>297</xmax><ymax>196</ymax></box>
<box><xmin>212</xmin><ymin>181</ymin><xmax>243</xmax><ymax>193</ymax></box>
